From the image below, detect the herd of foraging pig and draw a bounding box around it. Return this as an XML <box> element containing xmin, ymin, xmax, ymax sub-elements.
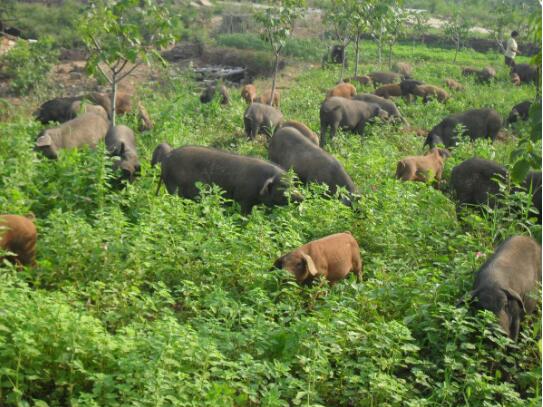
<box><xmin>1</xmin><ymin>60</ymin><xmax>541</xmax><ymax>342</ymax></box>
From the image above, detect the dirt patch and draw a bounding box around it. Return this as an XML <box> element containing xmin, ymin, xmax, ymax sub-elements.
<box><xmin>0</xmin><ymin>57</ymin><xmax>156</xmax><ymax>120</ymax></box>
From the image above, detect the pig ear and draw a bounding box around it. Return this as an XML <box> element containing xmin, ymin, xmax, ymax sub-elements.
<box><xmin>36</xmin><ymin>134</ymin><xmax>52</xmax><ymax>147</ymax></box>
<box><xmin>119</xmin><ymin>142</ymin><xmax>126</xmax><ymax>156</ymax></box>
<box><xmin>502</xmin><ymin>288</ymin><xmax>526</xmax><ymax>313</ymax></box>
<box><xmin>259</xmin><ymin>176</ymin><xmax>275</xmax><ymax>197</ymax></box>
<box><xmin>302</xmin><ymin>253</ymin><xmax>318</xmax><ymax>277</ymax></box>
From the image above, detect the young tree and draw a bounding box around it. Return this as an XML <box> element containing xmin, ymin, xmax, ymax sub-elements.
<box><xmin>411</xmin><ymin>10</ymin><xmax>429</xmax><ymax>49</ymax></box>
<box><xmin>443</xmin><ymin>11</ymin><xmax>470</xmax><ymax>63</ymax></box>
<box><xmin>322</xmin><ymin>1</ymin><xmax>349</xmax><ymax>82</ymax></box>
<box><xmin>383</xmin><ymin>7</ymin><xmax>407</xmax><ymax>68</ymax></box>
<box><xmin>368</xmin><ymin>0</ymin><xmax>399</xmax><ymax>67</ymax></box>
<box><xmin>255</xmin><ymin>0</ymin><xmax>304</xmax><ymax>107</ymax></box>
<box><xmin>79</xmin><ymin>0</ymin><xmax>178</xmax><ymax>125</ymax></box>
<box><xmin>349</xmin><ymin>0</ymin><xmax>374</xmax><ymax>77</ymax></box>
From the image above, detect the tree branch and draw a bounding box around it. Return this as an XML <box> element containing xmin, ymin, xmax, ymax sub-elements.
<box><xmin>114</xmin><ymin>58</ymin><xmax>129</xmax><ymax>76</ymax></box>
<box><xmin>112</xmin><ymin>58</ymin><xmax>124</xmax><ymax>74</ymax></box>
<box><xmin>117</xmin><ymin>62</ymin><xmax>141</xmax><ymax>82</ymax></box>
<box><xmin>90</xmin><ymin>35</ymin><xmax>103</xmax><ymax>52</ymax></box>
<box><xmin>96</xmin><ymin>62</ymin><xmax>113</xmax><ymax>85</ymax></box>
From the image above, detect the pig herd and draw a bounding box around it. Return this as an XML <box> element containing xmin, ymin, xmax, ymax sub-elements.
<box><xmin>1</xmin><ymin>61</ymin><xmax>541</xmax><ymax>342</ymax></box>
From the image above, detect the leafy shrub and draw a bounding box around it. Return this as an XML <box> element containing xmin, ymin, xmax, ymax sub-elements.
<box><xmin>0</xmin><ymin>37</ymin><xmax>58</xmax><ymax>95</ymax></box>
<box><xmin>10</xmin><ymin>0</ymin><xmax>86</xmax><ymax>49</ymax></box>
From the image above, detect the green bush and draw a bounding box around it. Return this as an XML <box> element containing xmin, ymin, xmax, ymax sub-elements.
<box><xmin>11</xmin><ymin>0</ymin><xmax>85</xmax><ymax>49</ymax></box>
<box><xmin>0</xmin><ymin>37</ymin><xmax>58</xmax><ymax>96</ymax></box>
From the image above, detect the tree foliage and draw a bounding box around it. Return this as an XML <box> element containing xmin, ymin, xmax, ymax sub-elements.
<box><xmin>411</xmin><ymin>10</ymin><xmax>429</xmax><ymax>46</ymax></box>
<box><xmin>382</xmin><ymin>6</ymin><xmax>408</xmax><ymax>68</ymax></box>
<box><xmin>254</xmin><ymin>0</ymin><xmax>304</xmax><ymax>105</ymax></box>
<box><xmin>324</xmin><ymin>0</ymin><xmax>377</xmax><ymax>79</ymax></box>
<box><xmin>78</xmin><ymin>0</ymin><xmax>179</xmax><ymax>124</ymax></box>
<box><xmin>323</xmin><ymin>0</ymin><xmax>353</xmax><ymax>80</ymax></box>
<box><xmin>347</xmin><ymin>0</ymin><xmax>375</xmax><ymax>76</ymax></box>
<box><xmin>443</xmin><ymin>10</ymin><xmax>471</xmax><ymax>63</ymax></box>
<box><xmin>367</xmin><ymin>0</ymin><xmax>404</xmax><ymax>66</ymax></box>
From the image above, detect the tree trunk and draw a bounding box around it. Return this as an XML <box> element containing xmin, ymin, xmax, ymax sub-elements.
<box><xmin>340</xmin><ymin>46</ymin><xmax>346</xmax><ymax>82</ymax></box>
<box><xmin>388</xmin><ymin>43</ymin><xmax>393</xmax><ymax>69</ymax></box>
<box><xmin>453</xmin><ymin>45</ymin><xmax>459</xmax><ymax>63</ymax></box>
<box><xmin>536</xmin><ymin>66</ymin><xmax>541</xmax><ymax>99</ymax></box>
<box><xmin>354</xmin><ymin>35</ymin><xmax>360</xmax><ymax>77</ymax></box>
<box><xmin>378</xmin><ymin>23</ymin><xmax>383</xmax><ymax>66</ymax></box>
<box><xmin>453</xmin><ymin>35</ymin><xmax>460</xmax><ymax>63</ymax></box>
<box><xmin>111</xmin><ymin>75</ymin><xmax>117</xmax><ymax>126</ymax></box>
<box><xmin>270</xmin><ymin>52</ymin><xmax>279</xmax><ymax>106</ymax></box>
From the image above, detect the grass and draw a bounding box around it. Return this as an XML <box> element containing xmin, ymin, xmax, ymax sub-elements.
<box><xmin>215</xmin><ymin>32</ymin><xmax>535</xmax><ymax>66</ymax></box>
<box><xmin>0</xmin><ymin>42</ymin><xmax>541</xmax><ymax>406</ymax></box>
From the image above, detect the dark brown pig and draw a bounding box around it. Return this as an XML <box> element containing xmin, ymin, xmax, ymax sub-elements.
<box><xmin>462</xmin><ymin>236</ymin><xmax>541</xmax><ymax>341</ymax></box>
<box><xmin>156</xmin><ymin>146</ymin><xmax>298</xmax><ymax>213</ymax></box>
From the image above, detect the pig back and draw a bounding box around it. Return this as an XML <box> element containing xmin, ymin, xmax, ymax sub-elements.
<box><xmin>57</xmin><ymin>112</ymin><xmax>110</xmax><ymax>150</ymax></box>
<box><xmin>476</xmin><ymin>236</ymin><xmax>541</xmax><ymax>295</ymax></box>
<box><xmin>301</xmin><ymin>232</ymin><xmax>360</xmax><ymax>278</ymax></box>
<box><xmin>162</xmin><ymin>146</ymin><xmax>285</xmax><ymax>200</ymax></box>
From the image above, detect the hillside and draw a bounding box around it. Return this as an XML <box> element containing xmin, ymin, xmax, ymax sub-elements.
<box><xmin>1</xmin><ymin>37</ymin><xmax>541</xmax><ymax>405</ymax></box>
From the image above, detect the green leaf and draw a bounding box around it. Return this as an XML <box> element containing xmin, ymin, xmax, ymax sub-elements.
<box><xmin>511</xmin><ymin>159</ymin><xmax>531</xmax><ymax>183</ymax></box>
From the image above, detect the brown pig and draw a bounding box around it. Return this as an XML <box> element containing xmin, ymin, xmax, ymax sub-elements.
<box><xmin>346</xmin><ymin>75</ymin><xmax>372</xmax><ymax>86</ymax></box>
<box><xmin>241</xmin><ymin>84</ymin><xmax>257</xmax><ymax>104</ymax></box>
<box><xmin>255</xmin><ymin>89</ymin><xmax>281</xmax><ymax>108</ymax></box>
<box><xmin>326</xmin><ymin>82</ymin><xmax>357</xmax><ymax>99</ymax></box>
<box><xmin>374</xmin><ymin>83</ymin><xmax>402</xmax><ymax>99</ymax></box>
<box><xmin>412</xmin><ymin>84</ymin><xmax>449</xmax><ymax>103</ymax></box>
<box><xmin>0</xmin><ymin>214</ymin><xmax>37</xmax><ymax>267</ymax></box>
<box><xmin>395</xmin><ymin>147</ymin><xmax>450</xmax><ymax>183</ymax></box>
<box><xmin>273</xmin><ymin>232</ymin><xmax>362</xmax><ymax>285</ymax></box>
<box><xmin>444</xmin><ymin>79</ymin><xmax>464</xmax><ymax>91</ymax></box>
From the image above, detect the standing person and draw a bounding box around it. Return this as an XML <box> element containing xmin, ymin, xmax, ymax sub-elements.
<box><xmin>504</xmin><ymin>31</ymin><xmax>520</xmax><ymax>67</ymax></box>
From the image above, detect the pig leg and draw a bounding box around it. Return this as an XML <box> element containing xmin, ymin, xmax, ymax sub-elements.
<box><xmin>244</xmin><ymin>117</ymin><xmax>252</xmax><ymax>138</ymax></box>
<box><xmin>355</xmin><ymin>120</ymin><xmax>366</xmax><ymax>137</ymax></box>
<box><xmin>329</xmin><ymin>122</ymin><xmax>338</xmax><ymax>142</ymax></box>
<box><xmin>251</xmin><ymin>121</ymin><xmax>260</xmax><ymax>139</ymax></box>
<box><xmin>352</xmin><ymin>255</ymin><xmax>362</xmax><ymax>282</ymax></box>
<box><xmin>320</xmin><ymin>122</ymin><xmax>328</xmax><ymax>148</ymax></box>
